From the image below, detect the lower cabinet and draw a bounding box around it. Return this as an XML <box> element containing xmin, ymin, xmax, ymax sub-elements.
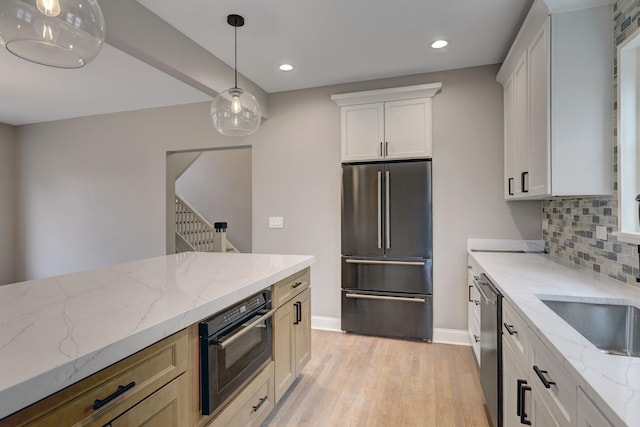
<box><xmin>502</xmin><ymin>299</ymin><xmax>614</xmax><ymax>427</ymax></box>
<box><xmin>107</xmin><ymin>374</ymin><xmax>189</xmax><ymax>426</ymax></box>
<box><xmin>207</xmin><ymin>362</ymin><xmax>275</xmax><ymax>427</ymax></box>
<box><xmin>274</xmin><ymin>287</ymin><xmax>311</xmax><ymax>402</ymax></box>
<box><xmin>467</xmin><ymin>258</ymin><xmax>481</xmax><ymax>364</ymax></box>
<box><xmin>0</xmin><ymin>329</ymin><xmax>189</xmax><ymax>427</ymax></box>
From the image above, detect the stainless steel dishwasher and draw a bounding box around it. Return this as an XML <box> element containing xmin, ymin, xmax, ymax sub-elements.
<box><xmin>476</xmin><ymin>273</ymin><xmax>502</xmax><ymax>427</ymax></box>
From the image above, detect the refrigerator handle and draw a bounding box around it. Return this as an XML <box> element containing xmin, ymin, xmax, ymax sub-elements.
<box><xmin>377</xmin><ymin>171</ymin><xmax>382</xmax><ymax>249</ymax></box>
<box><xmin>385</xmin><ymin>170</ymin><xmax>390</xmax><ymax>250</ymax></box>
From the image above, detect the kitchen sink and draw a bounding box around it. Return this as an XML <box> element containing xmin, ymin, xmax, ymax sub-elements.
<box><xmin>541</xmin><ymin>299</ymin><xmax>640</xmax><ymax>357</ymax></box>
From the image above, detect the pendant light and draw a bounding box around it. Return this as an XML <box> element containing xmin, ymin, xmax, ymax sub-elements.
<box><xmin>0</xmin><ymin>0</ymin><xmax>105</xmax><ymax>68</ymax></box>
<box><xmin>210</xmin><ymin>14</ymin><xmax>261</xmax><ymax>137</ymax></box>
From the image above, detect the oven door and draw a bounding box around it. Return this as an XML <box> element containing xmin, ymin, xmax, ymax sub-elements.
<box><xmin>201</xmin><ymin>307</ymin><xmax>275</xmax><ymax>415</ymax></box>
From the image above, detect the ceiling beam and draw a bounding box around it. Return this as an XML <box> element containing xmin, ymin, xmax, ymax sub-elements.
<box><xmin>100</xmin><ymin>0</ymin><xmax>269</xmax><ymax>118</ymax></box>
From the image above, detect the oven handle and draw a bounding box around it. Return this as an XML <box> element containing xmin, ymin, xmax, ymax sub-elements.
<box><xmin>216</xmin><ymin>308</ymin><xmax>276</xmax><ymax>350</ymax></box>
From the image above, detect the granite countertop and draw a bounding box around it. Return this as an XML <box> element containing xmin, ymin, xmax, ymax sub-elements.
<box><xmin>470</xmin><ymin>251</ymin><xmax>639</xmax><ymax>427</ymax></box>
<box><xmin>0</xmin><ymin>252</ymin><xmax>315</xmax><ymax>420</ymax></box>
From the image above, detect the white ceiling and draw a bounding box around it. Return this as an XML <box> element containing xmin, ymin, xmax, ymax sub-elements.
<box><xmin>0</xmin><ymin>0</ymin><xmax>539</xmax><ymax>125</ymax></box>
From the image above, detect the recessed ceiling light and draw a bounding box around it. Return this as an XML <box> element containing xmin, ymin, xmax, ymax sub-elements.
<box><xmin>279</xmin><ymin>64</ymin><xmax>294</xmax><ymax>71</ymax></box>
<box><xmin>431</xmin><ymin>40</ymin><xmax>448</xmax><ymax>49</ymax></box>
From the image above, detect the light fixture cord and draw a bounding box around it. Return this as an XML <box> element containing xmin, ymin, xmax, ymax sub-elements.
<box><xmin>234</xmin><ymin>25</ymin><xmax>238</xmax><ymax>89</ymax></box>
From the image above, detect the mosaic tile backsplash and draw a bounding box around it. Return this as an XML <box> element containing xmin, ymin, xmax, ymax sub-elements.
<box><xmin>542</xmin><ymin>0</ymin><xmax>640</xmax><ymax>287</ymax></box>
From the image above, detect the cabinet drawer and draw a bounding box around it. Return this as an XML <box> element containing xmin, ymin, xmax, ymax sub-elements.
<box><xmin>208</xmin><ymin>362</ymin><xmax>274</xmax><ymax>427</ymax></box>
<box><xmin>273</xmin><ymin>268</ymin><xmax>310</xmax><ymax>308</ymax></box>
<box><xmin>530</xmin><ymin>333</ymin><xmax>576</xmax><ymax>427</ymax></box>
<box><xmin>2</xmin><ymin>329</ymin><xmax>189</xmax><ymax>426</ymax></box>
<box><xmin>502</xmin><ymin>299</ymin><xmax>529</xmax><ymax>363</ymax></box>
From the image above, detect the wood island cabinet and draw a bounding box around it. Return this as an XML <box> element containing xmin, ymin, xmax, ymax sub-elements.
<box><xmin>272</xmin><ymin>268</ymin><xmax>311</xmax><ymax>403</ymax></box>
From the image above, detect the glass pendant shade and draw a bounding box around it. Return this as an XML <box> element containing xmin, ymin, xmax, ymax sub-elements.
<box><xmin>211</xmin><ymin>87</ymin><xmax>261</xmax><ymax>137</ymax></box>
<box><xmin>0</xmin><ymin>0</ymin><xmax>105</xmax><ymax>68</ymax></box>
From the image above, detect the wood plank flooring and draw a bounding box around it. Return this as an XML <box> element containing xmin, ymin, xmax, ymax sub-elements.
<box><xmin>266</xmin><ymin>330</ymin><xmax>490</xmax><ymax>427</ymax></box>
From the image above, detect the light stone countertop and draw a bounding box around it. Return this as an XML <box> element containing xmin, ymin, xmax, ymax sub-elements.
<box><xmin>469</xmin><ymin>251</ymin><xmax>640</xmax><ymax>427</ymax></box>
<box><xmin>0</xmin><ymin>252</ymin><xmax>314</xmax><ymax>420</ymax></box>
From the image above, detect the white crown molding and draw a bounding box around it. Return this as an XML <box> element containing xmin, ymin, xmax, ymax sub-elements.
<box><xmin>331</xmin><ymin>82</ymin><xmax>442</xmax><ymax>106</ymax></box>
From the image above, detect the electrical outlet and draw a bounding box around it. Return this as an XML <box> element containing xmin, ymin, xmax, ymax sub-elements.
<box><xmin>268</xmin><ymin>216</ymin><xmax>284</xmax><ymax>229</ymax></box>
<box><xmin>596</xmin><ymin>225</ymin><xmax>607</xmax><ymax>240</ymax></box>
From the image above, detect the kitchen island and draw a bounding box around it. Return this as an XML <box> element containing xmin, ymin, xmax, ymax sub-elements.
<box><xmin>0</xmin><ymin>252</ymin><xmax>314</xmax><ymax>423</ymax></box>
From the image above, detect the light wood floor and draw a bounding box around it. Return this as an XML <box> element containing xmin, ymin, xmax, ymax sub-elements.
<box><xmin>266</xmin><ymin>330</ymin><xmax>490</xmax><ymax>427</ymax></box>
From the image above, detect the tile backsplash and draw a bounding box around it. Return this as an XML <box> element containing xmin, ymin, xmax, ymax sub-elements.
<box><xmin>542</xmin><ymin>0</ymin><xmax>640</xmax><ymax>287</ymax></box>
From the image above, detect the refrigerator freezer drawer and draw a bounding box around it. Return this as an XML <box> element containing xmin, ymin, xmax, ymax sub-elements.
<box><xmin>341</xmin><ymin>291</ymin><xmax>433</xmax><ymax>341</ymax></box>
<box><xmin>342</xmin><ymin>257</ymin><xmax>432</xmax><ymax>295</ymax></box>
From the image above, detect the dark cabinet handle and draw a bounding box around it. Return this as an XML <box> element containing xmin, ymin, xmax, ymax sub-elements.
<box><xmin>292</xmin><ymin>281</ymin><xmax>303</xmax><ymax>289</ymax></box>
<box><xmin>520</xmin><ymin>384</ymin><xmax>532</xmax><ymax>425</ymax></box>
<box><xmin>296</xmin><ymin>301</ymin><xmax>302</xmax><ymax>323</ymax></box>
<box><xmin>516</xmin><ymin>379</ymin><xmax>526</xmax><ymax>417</ymax></box>
<box><xmin>252</xmin><ymin>396</ymin><xmax>268</xmax><ymax>412</ymax></box>
<box><xmin>385</xmin><ymin>141</ymin><xmax>389</xmax><ymax>156</ymax></box>
<box><xmin>533</xmin><ymin>365</ymin><xmax>556</xmax><ymax>388</ymax></box>
<box><xmin>380</xmin><ymin>142</ymin><xmax>383</xmax><ymax>157</ymax></box>
<box><xmin>93</xmin><ymin>381</ymin><xmax>135</xmax><ymax>411</ymax></box>
<box><xmin>468</xmin><ymin>285</ymin><xmax>473</xmax><ymax>303</ymax></box>
<box><xmin>504</xmin><ymin>323</ymin><xmax>518</xmax><ymax>335</ymax></box>
<box><xmin>521</xmin><ymin>171</ymin><xmax>529</xmax><ymax>193</ymax></box>
<box><xmin>293</xmin><ymin>302</ymin><xmax>300</xmax><ymax>325</ymax></box>
<box><xmin>474</xmin><ymin>300</ymin><xmax>480</xmax><ymax>306</ymax></box>
<box><xmin>473</xmin><ymin>334</ymin><xmax>480</xmax><ymax>343</ymax></box>
<box><xmin>508</xmin><ymin>177</ymin><xmax>514</xmax><ymax>195</ymax></box>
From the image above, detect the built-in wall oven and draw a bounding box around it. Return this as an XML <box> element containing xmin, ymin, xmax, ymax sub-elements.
<box><xmin>199</xmin><ymin>289</ymin><xmax>274</xmax><ymax>416</ymax></box>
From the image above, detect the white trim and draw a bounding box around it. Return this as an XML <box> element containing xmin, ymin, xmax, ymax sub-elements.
<box><xmin>612</xmin><ymin>231</ymin><xmax>640</xmax><ymax>245</ymax></box>
<box><xmin>432</xmin><ymin>328</ymin><xmax>472</xmax><ymax>346</ymax></box>
<box><xmin>311</xmin><ymin>316</ymin><xmax>341</xmax><ymax>332</ymax></box>
<box><xmin>331</xmin><ymin>83</ymin><xmax>442</xmax><ymax>106</ymax></box>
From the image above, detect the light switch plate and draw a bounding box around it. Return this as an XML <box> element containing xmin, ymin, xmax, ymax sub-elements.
<box><xmin>596</xmin><ymin>225</ymin><xmax>607</xmax><ymax>240</ymax></box>
<box><xmin>542</xmin><ymin>219</ymin><xmax>549</xmax><ymax>230</ymax></box>
<box><xmin>269</xmin><ymin>216</ymin><xmax>284</xmax><ymax>229</ymax></box>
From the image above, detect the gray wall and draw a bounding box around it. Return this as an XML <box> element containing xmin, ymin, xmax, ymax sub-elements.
<box><xmin>252</xmin><ymin>64</ymin><xmax>542</xmax><ymax>329</ymax></box>
<box><xmin>0</xmin><ymin>123</ymin><xmax>17</xmax><ymax>285</ymax></box>
<box><xmin>176</xmin><ymin>149</ymin><xmax>252</xmax><ymax>253</ymax></box>
<box><xmin>12</xmin><ymin>64</ymin><xmax>541</xmax><ymax>331</ymax></box>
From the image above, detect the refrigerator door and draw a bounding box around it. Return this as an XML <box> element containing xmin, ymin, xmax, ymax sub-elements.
<box><xmin>384</xmin><ymin>160</ymin><xmax>432</xmax><ymax>258</ymax></box>
<box><xmin>342</xmin><ymin>256</ymin><xmax>432</xmax><ymax>294</ymax></box>
<box><xmin>341</xmin><ymin>290</ymin><xmax>433</xmax><ymax>341</ymax></box>
<box><xmin>342</xmin><ymin>163</ymin><xmax>385</xmax><ymax>257</ymax></box>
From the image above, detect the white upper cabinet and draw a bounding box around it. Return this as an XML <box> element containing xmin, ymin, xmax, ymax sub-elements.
<box><xmin>497</xmin><ymin>1</ymin><xmax>613</xmax><ymax>199</ymax></box>
<box><xmin>332</xmin><ymin>83</ymin><xmax>441</xmax><ymax>163</ymax></box>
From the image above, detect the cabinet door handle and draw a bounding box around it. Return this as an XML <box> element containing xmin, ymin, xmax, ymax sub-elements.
<box><xmin>474</xmin><ymin>299</ymin><xmax>481</xmax><ymax>306</ymax></box>
<box><xmin>473</xmin><ymin>334</ymin><xmax>480</xmax><ymax>343</ymax></box>
<box><xmin>297</xmin><ymin>301</ymin><xmax>302</xmax><ymax>323</ymax></box>
<box><xmin>385</xmin><ymin>141</ymin><xmax>389</xmax><ymax>156</ymax></box>
<box><xmin>93</xmin><ymin>381</ymin><xmax>135</xmax><ymax>411</ymax></box>
<box><xmin>520</xmin><ymin>384</ymin><xmax>532</xmax><ymax>425</ymax></box>
<box><xmin>533</xmin><ymin>365</ymin><xmax>556</xmax><ymax>388</ymax></box>
<box><xmin>293</xmin><ymin>302</ymin><xmax>300</xmax><ymax>325</ymax></box>
<box><xmin>504</xmin><ymin>323</ymin><xmax>518</xmax><ymax>335</ymax></box>
<box><xmin>508</xmin><ymin>177</ymin><xmax>514</xmax><ymax>195</ymax></box>
<box><xmin>521</xmin><ymin>171</ymin><xmax>529</xmax><ymax>193</ymax></box>
<box><xmin>468</xmin><ymin>285</ymin><xmax>473</xmax><ymax>303</ymax></box>
<box><xmin>379</xmin><ymin>142</ymin><xmax>383</xmax><ymax>158</ymax></box>
<box><xmin>252</xmin><ymin>396</ymin><xmax>268</xmax><ymax>412</ymax></box>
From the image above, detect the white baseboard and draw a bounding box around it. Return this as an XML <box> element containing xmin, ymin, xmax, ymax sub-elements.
<box><xmin>433</xmin><ymin>328</ymin><xmax>471</xmax><ymax>346</ymax></box>
<box><xmin>311</xmin><ymin>316</ymin><xmax>341</xmax><ymax>332</ymax></box>
<box><xmin>311</xmin><ymin>318</ymin><xmax>471</xmax><ymax>347</ymax></box>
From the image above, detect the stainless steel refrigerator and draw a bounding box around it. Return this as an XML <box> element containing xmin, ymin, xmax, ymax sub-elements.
<box><xmin>341</xmin><ymin>159</ymin><xmax>433</xmax><ymax>341</ymax></box>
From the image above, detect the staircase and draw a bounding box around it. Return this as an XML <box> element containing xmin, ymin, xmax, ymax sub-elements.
<box><xmin>175</xmin><ymin>195</ymin><xmax>239</xmax><ymax>253</ymax></box>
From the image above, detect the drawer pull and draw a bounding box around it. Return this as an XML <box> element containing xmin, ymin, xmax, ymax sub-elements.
<box><xmin>533</xmin><ymin>365</ymin><xmax>556</xmax><ymax>388</ymax></box>
<box><xmin>468</xmin><ymin>285</ymin><xmax>473</xmax><ymax>303</ymax></box>
<box><xmin>474</xmin><ymin>300</ymin><xmax>481</xmax><ymax>306</ymax></box>
<box><xmin>473</xmin><ymin>334</ymin><xmax>480</xmax><ymax>343</ymax></box>
<box><xmin>292</xmin><ymin>280</ymin><xmax>307</xmax><ymax>289</ymax></box>
<box><xmin>504</xmin><ymin>323</ymin><xmax>518</xmax><ymax>335</ymax></box>
<box><xmin>93</xmin><ymin>381</ymin><xmax>135</xmax><ymax>411</ymax></box>
<box><xmin>252</xmin><ymin>396</ymin><xmax>268</xmax><ymax>412</ymax></box>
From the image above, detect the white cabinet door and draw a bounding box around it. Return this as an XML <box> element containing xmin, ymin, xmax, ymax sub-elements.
<box><xmin>341</xmin><ymin>103</ymin><xmax>384</xmax><ymax>162</ymax></box>
<box><xmin>384</xmin><ymin>98</ymin><xmax>432</xmax><ymax>159</ymax></box>
<box><xmin>503</xmin><ymin>339</ymin><xmax>530</xmax><ymax>427</ymax></box>
<box><xmin>576</xmin><ymin>388</ymin><xmax>613</xmax><ymax>427</ymax></box>
<box><xmin>513</xmin><ymin>54</ymin><xmax>529</xmax><ymax>197</ymax></box>
<box><xmin>527</xmin><ymin>20</ymin><xmax>551</xmax><ymax>197</ymax></box>
<box><xmin>504</xmin><ymin>76</ymin><xmax>517</xmax><ymax>198</ymax></box>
